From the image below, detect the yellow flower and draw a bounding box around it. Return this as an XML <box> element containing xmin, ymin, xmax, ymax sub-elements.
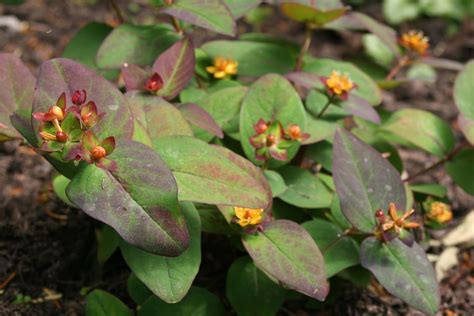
<box><xmin>234</xmin><ymin>207</ymin><xmax>264</xmax><ymax>227</ymax></box>
<box><xmin>206</xmin><ymin>57</ymin><xmax>238</xmax><ymax>79</ymax></box>
<box><xmin>426</xmin><ymin>202</ymin><xmax>452</xmax><ymax>224</ymax></box>
<box><xmin>324</xmin><ymin>71</ymin><xmax>355</xmax><ymax>98</ymax></box>
<box><xmin>400</xmin><ymin>30</ymin><xmax>429</xmax><ymax>55</ymax></box>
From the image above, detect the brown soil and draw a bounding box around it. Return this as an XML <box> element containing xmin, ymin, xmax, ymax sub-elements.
<box><xmin>0</xmin><ymin>1</ymin><xmax>473</xmax><ymax>315</ymax></box>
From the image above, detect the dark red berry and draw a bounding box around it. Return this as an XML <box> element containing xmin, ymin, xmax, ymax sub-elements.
<box><xmin>375</xmin><ymin>210</ymin><xmax>384</xmax><ymax>217</ymax></box>
<box><xmin>56</xmin><ymin>131</ymin><xmax>68</xmax><ymax>142</ymax></box>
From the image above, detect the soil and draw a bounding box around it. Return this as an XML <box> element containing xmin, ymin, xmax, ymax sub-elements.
<box><xmin>0</xmin><ymin>1</ymin><xmax>473</xmax><ymax>315</ymax></box>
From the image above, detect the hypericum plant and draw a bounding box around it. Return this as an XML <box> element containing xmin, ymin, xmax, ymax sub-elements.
<box><xmin>1</xmin><ymin>0</ymin><xmax>473</xmax><ymax>315</ymax></box>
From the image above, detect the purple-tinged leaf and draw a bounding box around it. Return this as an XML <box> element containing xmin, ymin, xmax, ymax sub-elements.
<box><xmin>152</xmin><ymin>38</ymin><xmax>195</xmax><ymax>100</ymax></box>
<box><xmin>121</xmin><ymin>202</ymin><xmax>201</xmax><ymax>303</ymax></box>
<box><xmin>121</xmin><ymin>63</ymin><xmax>148</xmax><ymax>91</ymax></box>
<box><xmin>333</xmin><ymin>129</ymin><xmax>406</xmax><ymax>233</ymax></box>
<box><xmin>0</xmin><ymin>53</ymin><xmax>35</xmax><ymax>141</ymax></box>
<box><xmin>360</xmin><ymin>237</ymin><xmax>439</xmax><ymax>315</ymax></box>
<box><xmin>126</xmin><ymin>94</ymin><xmax>193</xmax><ymax>142</ymax></box>
<box><xmin>280</xmin><ymin>1</ymin><xmax>348</xmax><ymax>26</ymax></box>
<box><xmin>454</xmin><ymin>60</ymin><xmax>474</xmax><ymax>145</ymax></box>
<box><xmin>285</xmin><ymin>71</ymin><xmax>323</xmax><ymax>90</ymax></box>
<box><xmin>242</xmin><ymin>220</ymin><xmax>328</xmax><ymax>301</ymax></box>
<box><xmin>153</xmin><ymin>136</ymin><xmax>270</xmax><ymax>209</ymax></box>
<box><xmin>32</xmin><ymin>58</ymin><xmax>133</xmax><ymax>142</ymax></box>
<box><xmin>162</xmin><ymin>0</ymin><xmax>236</xmax><ymax>36</ymax></box>
<box><xmin>351</xmin><ymin>12</ymin><xmax>400</xmax><ymax>57</ymax></box>
<box><xmin>419</xmin><ymin>57</ymin><xmax>464</xmax><ymax>71</ymax></box>
<box><xmin>342</xmin><ymin>94</ymin><xmax>381</xmax><ymax>124</ymax></box>
<box><xmin>178</xmin><ymin>103</ymin><xmax>223</xmax><ymax>139</ymax></box>
<box><xmin>67</xmin><ymin>140</ymin><xmax>189</xmax><ymax>256</ymax></box>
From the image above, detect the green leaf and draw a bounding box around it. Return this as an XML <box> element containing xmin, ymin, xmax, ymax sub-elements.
<box><xmin>362</xmin><ymin>34</ymin><xmax>395</xmax><ymax>66</ymax></box>
<box><xmin>305</xmin><ymin>141</ymin><xmax>333</xmax><ymax>172</ymax></box>
<box><xmin>0</xmin><ymin>53</ymin><xmax>35</xmax><ymax>140</ymax></box>
<box><xmin>379</xmin><ymin>108</ymin><xmax>455</xmax><ymax>157</ymax></box>
<box><xmin>85</xmin><ymin>289</ymin><xmax>133</xmax><ymax>316</ymax></box>
<box><xmin>242</xmin><ymin>220</ymin><xmax>329</xmax><ymax>300</ymax></box>
<box><xmin>240</xmin><ymin>74</ymin><xmax>306</xmax><ymax>166</ymax></box>
<box><xmin>138</xmin><ymin>287</ymin><xmax>225</xmax><ymax>316</ymax></box>
<box><xmin>52</xmin><ymin>174</ymin><xmax>75</xmax><ymax>207</ymax></box>
<box><xmin>382</xmin><ymin>0</ymin><xmax>421</xmax><ymax>24</ymax></box>
<box><xmin>333</xmin><ymin>129</ymin><xmax>406</xmax><ymax>233</ymax></box>
<box><xmin>127</xmin><ymin>273</ymin><xmax>153</xmax><ymax>305</ymax></box>
<box><xmin>223</xmin><ymin>0</ymin><xmax>262</xmax><ymax>18</ymax></box>
<box><xmin>360</xmin><ymin>237</ymin><xmax>440</xmax><ymax>315</ymax></box>
<box><xmin>454</xmin><ymin>60</ymin><xmax>474</xmax><ymax>144</ymax></box>
<box><xmin>153</xmin><ymin>136</ymin><xmax>271</xmax><ymax>208</ymax></box>
<box><xmin>162</xmin><ymin>0</ymin><xmax>236</xmax><ymax>36</ymax></box>
<box><xmin>302</xmin><ymin>219</ymin><xmax>359</xmax><ymax>277</ymax></box>
<box><xmin>67</xmin><ymin>140</ymin><xmax>188</xmax><ymax>256</ymax></box>
<box><xmin>409</xmin><ymin>183</ymin><xmax>447</xmax><ymax>198</ymax></box>
<box><xmin>445</xmin><ymin>149</ymin><xmax>474</xmax><ymax>195</ymax></box>
<box><xmin>121</xmin><ymin>202</ymin><xmax>201</xmax><ymax>303</ymax></box>
<box><xmin>280</xmin><ymin>1</ymin><xmax>348</xmax><ymax>26</ymax></box>
<box><xmin>263</xmin><ymin>170</ymin><xmax>287</xmax><ymax>197</ymax></box>
<box><xmin>153</xmin><ymin>38</ymin><xmax>195</xmax><ymax>100</ymax></box>
<box><xmin>196</xmin><ymin>86</ymin><xmax>247</xmax><ymax>138</ymax></box>
<box><xmin>406</xmin><ymin>63</ymin><xmax>436</xmax><ymax>82</ymax></box>
<box><xmin>303</xmin><ymin>115</ymin><xmax>338</xmax><ymax>145</ymax></box>
<box><xmin>277</xmin><ymin>166</ymin><xmax>333</xmax><ymax>209</ymax></box>
<box><xmin>126</xmin><ymin>94</ymin><xmax>193</xmax><ymax>142</ymax></box>
<box><xmin>196</xmin><ymin>204</ymin><xmax>233</xmax><ymax>234</ymax></box>
<box><xmin>96</xmin><ymin>24</ymin><xmax>180</xmax><ymax>69</ymax></box>
<box><xmin>226</xmin><ymin>256</ymin><xmax>287</xmax><ymax>316</ymax></box>
<box><xmin>97</xmin><ymin>225</ymin><xmax>120</xmax><ymax>265</ymax></box>
<box><xmin>304</xmin><ymin>58</ymin><xmax>382</xmax><ymax>105</ymax></box>
<box><xmin>62</xmin><ymin>22</ymin><xmax>117</xmax><ymax>79</ymax></box>
<box><xmin>201</xmin><ymin>40</ymin><xmax>298</xmax><ymax>77</ymax></box>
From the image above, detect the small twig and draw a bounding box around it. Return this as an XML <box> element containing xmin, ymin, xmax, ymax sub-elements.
<box><xmin>403</xmin><ymin>140</ymin><xmax>470</xmax><ymax>183</ymax></box>
<box><xmin>44</xmin><ymin>209</ymin><xmax>68</xmax><ymax>222</ymax></box>
<box><xmin>109</xmin><ymin>0</ymin><xmax>125</xmax><ymax>24</ymax></box>
<box><xmin>294</xmin><ymin>26</ymin><xmax>312</xmax><ymax>72</ymax></box>
<box><xmin>170</xmin><ymin>16</ymin><xmax>183</xmax><ymax>35</ymax></box>
<box><xmin>0</xmin><ymin>271</ymin><xmax>16</xmax><ymax>289</ymax></box>
<box><xmin>386</xmin><ymin>56</ymin><xmax>410</xmax><ymax>81</ymax></box>
<box><xmin>315</xmin><ymin>97</ymin><xmax>333</xmax><ymax>119</ymax></box>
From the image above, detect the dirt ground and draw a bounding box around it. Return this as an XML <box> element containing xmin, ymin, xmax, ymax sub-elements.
<box><xmin>0</xmin><ymin>0</ymin><xmax>473</xmax><ymax>315</ymax></box>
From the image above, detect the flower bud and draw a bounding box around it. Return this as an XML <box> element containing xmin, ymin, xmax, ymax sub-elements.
<box><xmin>254</xmin><ymin>119</ymin><xmax>268</xmax><ymax>134</ymax></box>
<box><xmin>55</xmin><ymin>131</ymin><xmax>68</xmax><ymax>142</ymax></box>
<box><xmin>145</xmin><ymin>73</ymin><xmax>164</xmax><ymax>93</ymax></box>
<box><xmin>72</xmin><ymin>90</ymin><xmax>87</xmax><ymax>105</ymax></box>
<box><xmin>49</xmin><ymin>106</ymin><xmax>64</xmax><ymax>121</ymax></box>
<box><xmin>266</xmin><ymin>134</ymin><xmax>275</xmax><ymax>146</ymax></box>
<box><xmin>91</xmin><ymin>146</ymin><xmax>107</xmax><ymax>160</ymax></box>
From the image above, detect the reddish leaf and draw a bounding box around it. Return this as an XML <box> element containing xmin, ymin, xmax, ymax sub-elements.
<box><xmin>178</xmin><ymin>103</ymin><xmax>223</xmax><ymax>139</ymax></box>
<box><xmin>121</xmin><ymin>63</ymin><xmax>148</xmax><ymax>91</ymax></box>
<box><xmin>32</xmin><ymin>58</ymin><xmax>133</xmax><ymax>142</ymax></box>
<box><xmin>152</xmin><ymin>38</ymin><xmax>195</xmax><ymax>100</ymax></box>
<box><xmin>0</xmin><ymin>53</ymin><xmax>35</xmax><ymax>140</ymax></box>
<box><xmin>343</xmin><ymin>94</ymin><xmax>381</xmax><ymax>124</ymax></box>
<box><xmin>242</xmin><ymin>220</ymin><xmax>328</xmax><ymax>301</ymax></box>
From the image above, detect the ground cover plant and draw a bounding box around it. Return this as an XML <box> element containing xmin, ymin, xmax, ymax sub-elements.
<box><xmin>0</xmin><ymin>0</ymin><xmax>473</xmax><ymax>315</ymax></box>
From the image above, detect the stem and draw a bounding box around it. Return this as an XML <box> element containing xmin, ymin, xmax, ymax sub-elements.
<box><xmin>295</xmin><ymin>26</ymin><xmax>313</xmax><ymax>72</ymax></box>
<box><xmin>0</xmin><ymin>271</ymin><xmax>16</xmax><ymax>289</ymax></box>
<box><xmin>109</xmin><ymin>0</ymin><xmax>125</xmax><ymax>24</ymax></box>
<box><xmin>386</xmin><ymin>56</ymin><xmax>409</xmax><ymax>81</ymax></box>
<box><xmin>170</xmin><ymin>16</ymin><xmax>183</xmax><ymax>35</ymax></box>
<box><xmin>404</xmin><ymin>140</ymin><xmax>470</xmax><ymax>183</ymax></box>
<box><xmin>316</xmin><ymin>98</ymin><xmax>332</xmax><ymax>119</ymax></box>
<box><xmin>261</xmin><ymin>159</ymin><xmax>270</xmax><ymax>171</ymax></box>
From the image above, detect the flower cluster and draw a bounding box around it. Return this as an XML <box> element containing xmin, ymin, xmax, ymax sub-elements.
<box><xmin>233</xmin><ymin>207</ymin><xmax>264</xmax><ymax>227</ymax></box>
<box><xmin>249</xmin><ymin>119</ymin><xmax>308</xmax><ymax>162</ymax></box>
<box><xmin>206</xmin><ymin>56</ymin><xmax>238</xmax><ymax>79</ymax></box>
<box><xmin>321</xmin><ymin>70</ymin><xmax>356</xmax><ymax>100</ymax></box>
<box><xmin>33</xmin><ymin>90</ymin><xmax>116</xmax><ymax>171</ymax></box>
<box><xmin>400</xmin><ymin>30</ymin><xmax>429</xmax><ymax>56</ymax></box>
<box><xmin>374</xmin><ymin>203</ymin><xmax>420</xmax><ymax>245</ymax></box>
<box><xmin>425</xmin><ymin>201</ymin><xmax>452</xmax><ymax>224</ymax></box>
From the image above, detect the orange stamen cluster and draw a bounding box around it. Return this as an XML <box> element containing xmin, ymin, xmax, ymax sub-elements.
<box><xmin>400</xmin><ymin>30</ymin><xmax>429</xmax><ymax>55</ymax></box>
<box><xmin>206</xmin><ymin>57</ymin><xmax>238</xmax><ymax>79</ymax></box>
<box><xmin>234</xmin><ymin>207</ymin><xmax>264</xmax><ymax>227</ymax></box>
